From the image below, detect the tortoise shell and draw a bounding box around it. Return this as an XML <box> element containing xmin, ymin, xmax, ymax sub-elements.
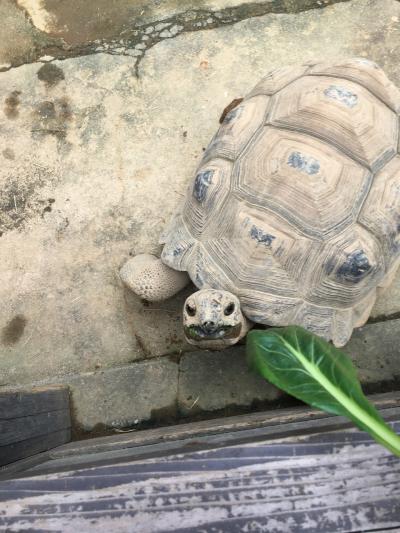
<box><xmin>161</xmin><ymin>58</ymin><xmax>400</xmax><ymax>345</ymax></box>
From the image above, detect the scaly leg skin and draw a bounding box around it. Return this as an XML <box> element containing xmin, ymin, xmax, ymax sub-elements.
<box><xmin>352</xmin><ymin>289</ymin><xmax>377</xmax><ymax>328</ymax></box>
<box><xmin>331</xmin><ymin>289</ymin><xmax>377</xmax><ymax>347</ymax></box>
<box><xmin>377</xmin><ymin>259</ymin><xmax>400</xmax><ymax>297</ymax></box>
<box><xmin>120</xmin><ymin>254</ymin><xmax>190</xmax><ymax>302</ymax></box>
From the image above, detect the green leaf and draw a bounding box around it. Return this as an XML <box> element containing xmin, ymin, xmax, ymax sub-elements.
<box><xmin>246</xmin><ymin>326</ymin><xmax>400</xmax><ymax>456</ymax></box>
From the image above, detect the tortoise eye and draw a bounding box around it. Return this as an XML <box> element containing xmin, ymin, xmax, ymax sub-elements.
<box><xmin>224</xmin><ymin>302</ymin><xmax>235</xmax><ymax>316</ymax></box>
<box><xmin>185</xmin><ymin>302</ymin><xmax>196</xmax><ymax>317</ymax></box>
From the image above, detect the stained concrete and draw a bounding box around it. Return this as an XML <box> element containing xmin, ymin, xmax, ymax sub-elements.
<box><xmin>12</xmin><ymin>317</ymin><xmax>400</xmax><ymax>432</ymax></box>
<box><xmin>0</xmin><ymin>0</ymin><xmax>57</xmax><ymax>69</ymax></box>
<box><xmin>16</xmin><ymin>0</ymin><xmax>274</xmax><ymax>45</ymax></box>
<box><xmin>65</xmin><ymin>358</ymin><xmax>179</xmax><ymax>432</ymax></box>
<box><xmin>6</xmin><ymin>0</ymin><xmax>351</xmax><ymax>70</ymax></box>
<box><xmin>1</xmin><ymin>0</ymin><xmax>400</xmax><ymax>430</ymax></box>
<box><xmin>178</xmin><ymin>348</ymin><xmax>282</xmax><ymax>416</ymax></box>
<box><xmin>346</xmin><ymin>319</ymin><xmax>400</xmax><ymax>387</ymax></box>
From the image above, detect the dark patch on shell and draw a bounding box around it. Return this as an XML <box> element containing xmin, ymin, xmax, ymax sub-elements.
<box><xmin>250</xmin><ymin>225</ymin><xmax>275</xmax><ymax>247</ymax></box>
<box><xmin>337</xmin><ymin>249</ymin><xmax>372</xmax><ymax>282</ymax></box>
<box><xmin>193</xmin><ymin>170</ymin><xmax>213</xmax><ymax>202</ymax></box>
<box><xmin>287</xmin><ymin>151</ymin><xmax>320</xmax><ymax>175</ymax></box>
<box><xmin>324</xmin><ymin>85</ymin><xmax>358</xmax><ymax>108</ymax></box>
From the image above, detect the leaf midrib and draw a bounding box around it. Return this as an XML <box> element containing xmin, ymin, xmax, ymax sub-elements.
<box><xmin>271</xmin><ymin>334</ymin><xmax>400</xmax><ymax>455</ymax></box>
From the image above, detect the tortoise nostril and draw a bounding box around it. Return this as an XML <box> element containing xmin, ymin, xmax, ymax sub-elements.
<box><xmin>203</xmin><ymin>321</ymin><xmax>216</xmax><ymax>332</ymax></box>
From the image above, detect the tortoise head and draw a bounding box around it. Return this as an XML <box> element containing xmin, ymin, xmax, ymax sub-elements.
<box><xmin>183</xmin><ymin>289</ymin><xmax>247</xmax><ymax>349</ymax></box>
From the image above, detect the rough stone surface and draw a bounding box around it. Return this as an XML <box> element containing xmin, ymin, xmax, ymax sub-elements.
<box><xmin>0</xmin><ymin>0</ymin><xmax>54</xmax><ymax>69</ymax></box>
<box><xmin>178</xmin><ymin>347</ymin><xmax>283</xmax><ymax>416</ymax></box>
<box><xmin>1</xmin><ymin>318</ymin><xmax>396</xmax><ymax>432</ymax></box>
<box><xmin>178</xmin><ymin>319</ymin><xmax>400</xmax><ymax>419</ymax></box>
<box><xmin>0</xmin><ymin>0</ymin><xmax>400</xmax><ymax>427</ymax></box>
<box><xmin>58</xmin><ymin>358</ymin><xmax>178</xmax><ymax>431</ymax></box>
<box><xmin>371</xmin><ymin>279</ymin><xmax>400</xmax><ymax>319</ymax></box>
<box><xmin>1</xmin><ymin>0</ymin><xmax>400</xmax><ymax>389</ymax></box>
<box><xmin>6</xmin><ymin>1</ymin><xmax>352</xmax><ymax>71</ymax></box>
<box><xmin>346</xmin><ymin>319</ymin><xmax>400</xmax><ymax>387</ymax></box>
<box><xmin>16</xmin><ymin>0</ymin><xmax>273</xmax><ymax>45</ymax></box>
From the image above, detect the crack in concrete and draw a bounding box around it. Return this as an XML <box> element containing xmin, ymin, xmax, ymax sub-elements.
<box><xmin>2</xmin><ymin>0</ymin><xmax>352</xmax><ymax>75</ymax></box>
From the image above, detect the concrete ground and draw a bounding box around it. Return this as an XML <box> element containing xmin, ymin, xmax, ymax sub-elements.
<box><xmin>1</xmin><ymin>0</ymin><xmax>400</xmax><ymax>433</ymax></box>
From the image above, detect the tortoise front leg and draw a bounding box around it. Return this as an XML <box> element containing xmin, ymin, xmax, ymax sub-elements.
<box><xmin>120</xmin><ymin>254</ymin><xmax>189</xmax><ymax>302</ymax></box>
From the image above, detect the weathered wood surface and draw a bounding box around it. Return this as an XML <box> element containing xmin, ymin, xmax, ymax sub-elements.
<box><xmin>28</xmin><ymin>405</ymin><xmax>400</xmax><ymax>478</ymax></box>
<box><xmin>1</xmin><ymin>409</ymin><xmax>71</xmax><ymax>447</ymax></box>
<box><xmin>0</xmin><ymin>430</ymin><xmax>71</xmax><ymax>469</ymax></box>
<box><xmin>0</xmin><ymin>421</ymin><xmax>399</xmax><ymax>532</ymax></box>
<box><xmin>40</xmin><ymin>391</ymin><xmax>400</xmax><ymax>470</ymax></box>
<box><xmin>0</xmin><ymin>386</ymin><xmax>69</xmax><ymax>419</ymax></box>
<box><xmin>2</xmin><ymin>392</ymin><xmax>399</xmax><ymax>479</ymax></box>
<box><xmin>0</xmin><ymin>386</ymin><xmax>71</xmax><ymax>467</ymax></box>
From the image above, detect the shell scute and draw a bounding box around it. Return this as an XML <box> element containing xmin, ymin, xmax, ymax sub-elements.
<box><xmin>183</xmin><ymin>158</ymin><xmax>232</xmax><ymax>239</ymax></box>
<box><xmin>203</xmin><ymin>95</ymin><xmax>269</xmax><ymax>162</ymax></box>
<box><xmin>247</xmin><ymin>64</ymin><xmax>310</xmax><ymax>97</ymax></box>
<box><xmin>359</xmin><ymin>155</ymin><xmax>400</xmax><ymax>266</ymax></box>
<box><xmin>232</xmin><ymin>127</ymin><xmax>371</xmax><ymax>238</ymax></box>
<box><xmin>309</xmin><ymin>58</ymin><xmax>400</xmax><ymax>113</ymax></box>
<box><xmin>202</xmin><ymin>201</ymin><xmax>316</xmax><ymax>298</ymax></box>
<box><xmin>306</xmin><ymin>225</ymin><xmax>384</xmax><ymax>308</ymax></box>
<box><xmin>160</xmin><ymin>214</ymin><xmax>196</xmax><ymax>271</ymax></box>
<box><xmin>267</xmin><ymin>75</ymin><xmax>398</xmax><ymax>171</ymax></box>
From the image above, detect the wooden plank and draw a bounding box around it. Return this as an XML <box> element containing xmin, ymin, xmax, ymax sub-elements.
<box><xmin>27</xmin><ymin>396</ymin><xmax>400</xmax><ymax>477</ymax></box>
<box><xmin>0</xmin><ymin>386</ymin><xmax>71</xmax><ymax>467</ymax></box>
<box><xmin>0</xmin><ymin>386</ymin><xmax>69</xmax><ymax>419</ymax></box>
<box><xmin>0</xmin><ymin>421</ymin><xmax>399</xmax><ymax>532</ymax></box>
<box><xmin>0</xmin><ymin>452</ymin><xmax>51</xmax><ymax>479</ymax></box>
<box><xmin>0</xmin><ymin>409</ymin><xmax>70</xmax><ymax>447</ymax></box>
<box><xmin>0</xmin><ymin>429</ymin><xmax>71</xmax><ymax>467</ymax></box>
<box><xmin>51</xmin><ymin>390</ymin><xmax>400</xmax><ymax>459</ymax></box>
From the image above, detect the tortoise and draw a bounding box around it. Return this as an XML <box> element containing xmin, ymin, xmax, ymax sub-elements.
<box><xmin>120</xmin><ymin>58</ymin><xmax>400</xmax><ymax>349</ymax></box>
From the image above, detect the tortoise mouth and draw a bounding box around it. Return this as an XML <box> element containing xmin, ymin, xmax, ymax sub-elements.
<box><xmin>184</xmin><ymin>323</ymin><xmax>242</xmax><ymax>341</ymax></box>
